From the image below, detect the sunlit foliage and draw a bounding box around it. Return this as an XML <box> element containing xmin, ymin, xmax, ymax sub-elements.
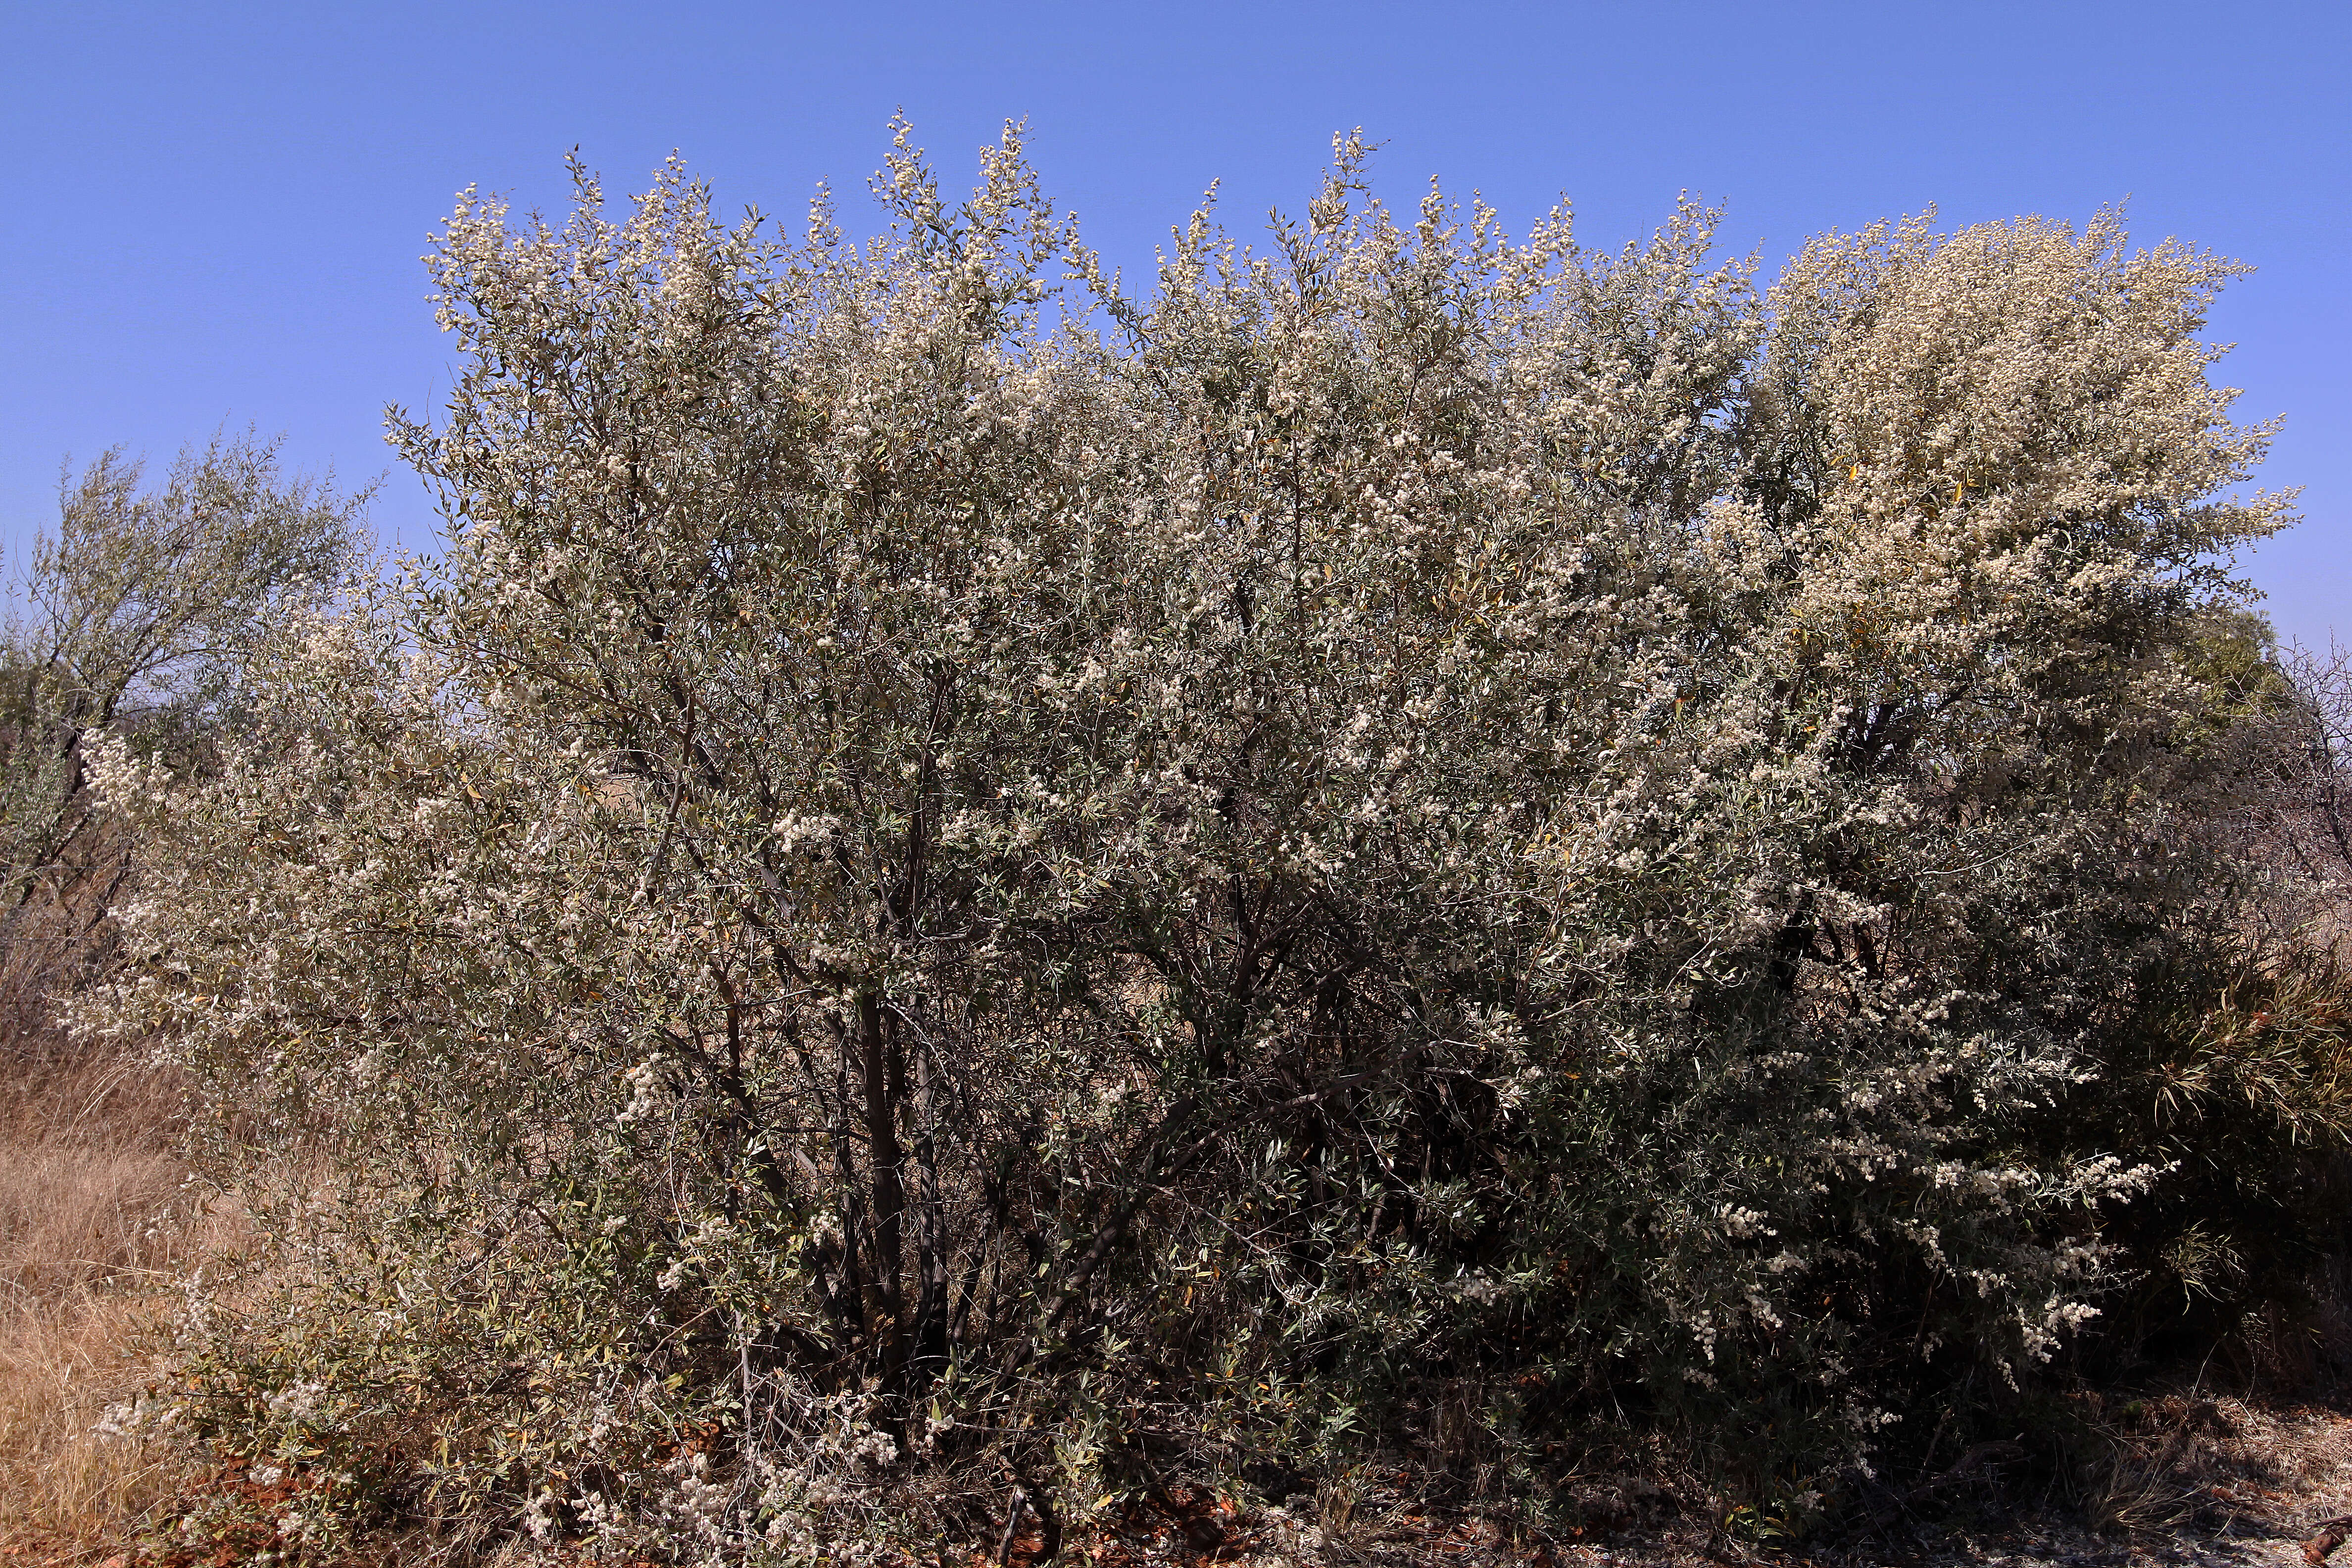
<box><xmin>76</xmin><ymin>127</ymin><xmax>2329</xmax><ymax>1556</ymax></box>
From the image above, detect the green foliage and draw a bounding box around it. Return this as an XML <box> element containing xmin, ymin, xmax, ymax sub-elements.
<box><xmin>76</xmin><ymin>130</ymin><xmax>2340</xmax><ymax>1558</ymax></box>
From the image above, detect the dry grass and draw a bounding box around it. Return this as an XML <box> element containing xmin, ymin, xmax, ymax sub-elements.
<box><xmin>0</xmin><ymin>1044</ymin><xmax>222</xmax><ymax>1562</ymax></box>
<box><xmin>0</xmin><ymin>855</ymin><xmax>236</xmax><ymax>1563</ymax></box>
<box><xmin>0</xmin><ymin>1288</ymin><xmax>184</xmax><ymax>1556</ymax></box>
<box><xmin>2069</xmin><ymin>1390</ymin><xmax>2352</xmax><ymax>1539</ymax></box>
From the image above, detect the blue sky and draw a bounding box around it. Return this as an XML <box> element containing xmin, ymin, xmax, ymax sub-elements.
<box><xmin>4</xmin><ymin>1</ymin><xmax>2345</xmax><ymax>644</ymax></box>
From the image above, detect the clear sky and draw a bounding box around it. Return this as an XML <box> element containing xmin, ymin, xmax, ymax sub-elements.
<box><xmin>4</xmin><ymin>1</ymin><xmax>2345</xmax><ymax>645</ymax></box>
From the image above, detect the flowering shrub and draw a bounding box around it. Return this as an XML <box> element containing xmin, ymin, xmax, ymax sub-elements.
<box><xmin>78</xmin><ymin>126</ymin><xmax>2326</xmax><ymax>1554</ymax></box>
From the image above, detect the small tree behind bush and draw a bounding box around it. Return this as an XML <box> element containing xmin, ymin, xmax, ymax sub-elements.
<box><xmin>0</xmin><ymin>432</ymin><xmax>363</xmax><ymax>1083</ymax></box>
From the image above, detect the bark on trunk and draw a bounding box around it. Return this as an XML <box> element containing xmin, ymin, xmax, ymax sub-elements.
<box><xmin>857</xmin><ymin>987</ymin><xmax>907</xmax><ymax>1392</ymax></box>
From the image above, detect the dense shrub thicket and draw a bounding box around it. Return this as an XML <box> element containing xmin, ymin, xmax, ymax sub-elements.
<box><xmin>60</xmin><ymin>128</ymin><xmax>2352</xmax><ymax>1556</ymax></box>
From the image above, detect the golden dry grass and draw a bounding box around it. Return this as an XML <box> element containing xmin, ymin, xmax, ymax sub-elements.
<box><xmin>0</xmin><ymin>933</ymin><xmax>232</xmax><ymax>1564</ymax></box>
<box><xmin>0</xmin><ymin>1287</ymin><xmax>182</xmax><ymax>1557</ymax></box>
